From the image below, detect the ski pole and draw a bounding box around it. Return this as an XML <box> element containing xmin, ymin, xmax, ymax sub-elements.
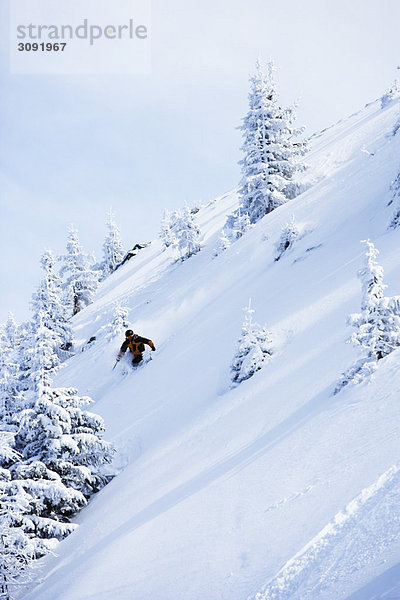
<box><xmin>112</xmin><ymin>360</ymin><xmax>119</xmax><ymax>371</ymax></box>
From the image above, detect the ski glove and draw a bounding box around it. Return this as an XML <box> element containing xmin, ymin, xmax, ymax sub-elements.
<box><xmin>152</xmin><ymin>346</ymin><xmax>156</xmax><ymax>351</ymax></box>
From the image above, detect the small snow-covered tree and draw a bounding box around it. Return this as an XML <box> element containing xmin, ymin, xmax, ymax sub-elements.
<box><xmin>231</xmin><ymin>300</ymin><xmax>273</xmax><ymax>384</ymax></box>
<box><xmin>172</xmin><ymin>205</ymin><xmax>202</xmax><ymax>260</ymax></box>
<box><xmin>238</xmin><ymin>59</ymin><xmax>307</xmax><ymax>225</ymax></box>
<box><xmin>381</xmin><ymin>77</ymin><xmax>400</xmax><ymax>108</ymax></box>
<box><xmin>31</xmin><ymin>250</ymin><xmax>72</xmax><ymax>359</ymax></box>
<box><xmin>393</xmin><ymin>116</ymin><xmax>400</xmax><ymax>137</ymax></box>
<box><xmin>336</xmin><ymin>240</ymin><xmax>400</xmax><ymax>392</ymax></box>
<box><xmin>232</xmin><ymin>209</ymin><xmax>251</xmax><ymax>240</ymax></box>
<box><xmin>215</xmin><ymin>207</ymin><xmax>251</xmax><ymax>255</ymax></box>
<box><xmin>275</xmin><ymin>216</ymin><xmax>300</xmax><ymax>261</ymax></box>
<box><xmin>60</xmin><ymin>226</ymin><xmax>98</xmax><ymax>316</ymax></box>
<box><xmin>100</xmin><ymin>302</ymin><xmax>129</xmax><ymax>341</ymax></box>
<box><xmin>160</xmin><ymin>209</ymin><xmax>177</xmax><ymax>250</ymax></box>
<box><xmin>222</xmin><ymin>207</ymin><xmax>252</xmax><ymax>246</ymax></box>
<box><xmin>213</xmin><ymin>229</ymin><xmax>231</xmax><ymax>257</ymax></box>
<box><xmin>2</xmin><ymin>315</ymin><xmax>19</xmax><ymax>353</ymax></box>
<box><xmin>349</xmin><ymin>240</ymin><xmax>400</xmax><ymax>358</ymax></box>
<box><xmin>100</xmin><ymin>209</ymin><xmax>124</xmax><ymax>280</ymax></box>
<box><xmin>389</xmin><ymin>170</ymin><xmax>400</xmax><ymax>228</ymax></box>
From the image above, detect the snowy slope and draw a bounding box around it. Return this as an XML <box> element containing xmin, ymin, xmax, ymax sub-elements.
<box><xmin>24</xmin><ymin>96</ymin><xmax>400</xmax><ymax>600</ymax></box>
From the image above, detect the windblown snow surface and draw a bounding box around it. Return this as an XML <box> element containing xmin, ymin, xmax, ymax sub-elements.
<box><xmin>24</xmin><ymin>96</ymin><xmax>400</xmax><ymax>600</ymax></box>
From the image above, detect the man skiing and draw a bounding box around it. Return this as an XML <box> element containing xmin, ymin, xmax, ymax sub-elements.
<box><xmin>116</xmin><ymin>329</ymin><xmax>156</xmax><ymax>367</ymax></box>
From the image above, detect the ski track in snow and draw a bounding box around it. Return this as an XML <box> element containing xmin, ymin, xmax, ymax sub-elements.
<box><xmin>252</xmin><ymin>466</ymin><xmax>400</xmax><ymax>600</ymax></box>
<box><xmin>264</xmin><ymin>480</ymin><xmax>322</xmax><ymax>513</ymax></box>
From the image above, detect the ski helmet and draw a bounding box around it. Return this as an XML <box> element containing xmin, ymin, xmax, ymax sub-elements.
<box><xmin>125</xmin><ymin>329</ymin><xmax>134</xmax><ymax>337</ymax></box>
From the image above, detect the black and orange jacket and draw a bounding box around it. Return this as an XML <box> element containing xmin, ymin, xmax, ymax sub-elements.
<box><xmin>118</xmin><ymin>335</ymin><xmax>155</xmax><ymax>358</ymax></box>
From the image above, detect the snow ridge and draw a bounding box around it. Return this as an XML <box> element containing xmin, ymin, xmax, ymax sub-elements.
<box><xmin>253</xmin><ymin>465</ymin><xmax>400</xmax><ymax>600</ymax></box>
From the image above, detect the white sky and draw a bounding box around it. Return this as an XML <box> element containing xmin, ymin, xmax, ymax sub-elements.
<box><xmin>1</xmin><ymin>0</ymin><xmax>399</xmax><ymax>323</ymax></box>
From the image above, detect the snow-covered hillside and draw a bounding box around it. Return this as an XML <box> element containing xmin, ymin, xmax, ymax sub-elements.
<box><xmin>24</xmin><ymin>96</ymin><xmax>400</xmax><ymax>600</ymax></box>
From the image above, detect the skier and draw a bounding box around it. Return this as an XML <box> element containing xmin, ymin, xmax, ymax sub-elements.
<box><xmin>116</xmin><ymin>329</ymin><xmax>156</xmax><ymax>367</ymax></box>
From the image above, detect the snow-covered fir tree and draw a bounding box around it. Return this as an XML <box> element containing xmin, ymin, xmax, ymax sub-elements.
<box><xmin>0</xmin><ymin>317</ymin><xmax>22</xmax><ymax>423</ymax></box>
<box><xmin>14</xmin><ymin>386</ymin><xmax>114</xmax><ymax>499</ymax></box>
<box><xmin>380</xmin><ymin>76</ymin><xmax>400</xmax><ymax>108</ymax></box>
<box><xmin>31</xmin><ymin>250</ymin><xmax>73</xmax><ymax>359</ymax></box>
<box><xmin>9</xmin><ymin>328</ymin><xmax>114</xmax><ymax>545</ymax></box>
<box><xmin>100</xmin><ymin>209</ymin><xmax>124</xmax><ymax>280</ymax></box>
<box><xmin>0</xmin><ymin>432</ymin><xmax>16</xmax><ymax>482</ymax></box>
<box><xmin>213</xmin><ymin>229</ymin><xmax>231</xmax><ymax>257</ymax></box>
<box><xmin>393</xmin><ymin>116</ymin><xmax>400</xmax><ymax>137</ymax></box>
<box><xmin>2</xmin><ymin>314</ymin><xmax>19</xmax><ymax>353</ymax></box>
<box><xmin>215</xmin><ymin>207</ymin><xmax>251</xmax><ymax>255</ymax></box>
<box><xmin>336</xmin><ymin>240</ymin><xmax>400</xmax><ymax>392</ymax></box>
<box><xmin>0</xmin><ymin>435</ymin><xmax>35</xmax><ymax>600</ymax></box>
<box><xmin>389</xmin><ymin>169</ymin><xmax>400</xmax><ymax>228</ymax></box>
<box><xmin>228</xmin><ymin>208</ymin><xmax>251</xmax><ymax>240</ymax></box>
<box><xmin>100</xmin><ymin>302</ymin><xmax>129</xmax><ymax>341</ymax></box>
<box><xmin>59</xmin><ymin>226</ymin><xmax>98</xmax><ymax>316</ymax></box>
<box><xmin>23</xmin><ymin>311</ymin><xmax>60</xmax><ymax>392</ymax></box>
<box><xmin>349</xmin><ymin>240</ymin><xmax>400</xmax><ymax>358</ymax></box>
<box><xmin>11</xmin><ymin>321</ymin><xmax>34</xmax><ymax>397</ymax></box>
<box><xmin>238</xmin><ymin>59</ymin><xmax>307</xmax><ymax>225</ymax></box>
<box><xmin>0</xmin><ymin>326</ymin><xmax>13</xmax><ymax>421</ymax></box>
<box><xmin>0</xmin><ymin>489</ymin><xmax>35</xmax><ymax>600</ymax></box>
<box><xmin>235</xmin><ymin>209</ymin><xmax>251</xmax><ymax>239</ymax></box>
<box><xmin>231</xmin><ymin>300</ymin><xmax>273</xmax><ymax>384</ymax></box>
<box><xmin>172</xmin><ymin>205</ymin><xmax>202</xmax><ymax>260</ymax></box>
<box><xmin>275</xmin><ymin>216</ymin><xmax>300</xmax><ymax>261</ymax></box>
<box><xmin>0</xmin><ymin>357</ymin><xmax>23</xmax><ymax>429</ymax></box>
<box><xmin>160</xmin><ymin>209</ymin><xmax>177</xmax><ymax>250</ymax></box>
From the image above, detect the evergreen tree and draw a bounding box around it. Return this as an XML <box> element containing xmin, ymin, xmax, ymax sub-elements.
<box><xmin>14</xmin><ymin>386</ymin><xmax>114</xmax><ymax>499</ymax></box>
<box><xmin>231</xmin><ymin>300</ymin><xmax>273</xmax><ymax>384</ymax></box>
<box><xmin>2</xmin><ymin>315</ymin><xmax>19</xmax><ymax>353</ymax></box>
<box><xmin>0</xmin><ymin>358</ymin><xmax>22</xmax><ymax>429</ymax></box>
<box><xmin>24</xmin><ymin>311</ymin><xmax>59</xmax><ymax>392</ymax></box>
<box><xmin>238</xmin><ymin>59</ymin><xmax>306</xmax><ymax>224</ymax></box>
<box><xmin>0</xmin><ymin>317</ymin><xmax>21</xmax><ymax>423</ymax></box>
<box><xmin>393</xmin><ymin>116</ymin><xmax>400</xmax><ymax>137</ymax></box>
<box><xmin>389</xmin><ymin>169</ymin><xmax>400</xmax><ymax>228</ymax></box>
<box><xmin>32</xmin><ymin>250</ymin><xmax>72</xmax><ymax>359</ymax></box>
<box><xmin>12</xmin><ymin>322</ymin><xmax>35</xmax><ymax>397</ymax></box>
<box><xmin>100</xmin><ymin>302</ymin><xmax>129</xmax><ymax>341</ymax></box>
<box><xmin>336</xmin><ymin>240</ymin><xmax>400</xmax><ymax>392</ymax></box>
<box><xmin>213</xmin><ymin>229</ymin><xmax>231</xmax><ymax>257</ymax></box>
<box><xmin>100</xmin><ymin>209</ymin><xmax>124</xmax><ymax>279</ymax></box>
<box><xmin>10</xmin><ymin>327</ymin><xmax>113</xmax><ymax>544</ymax></box>
<box><xmin>172</xmin><ymin>205</ymin><xmax>202</xmax><ymax>260</ymax></box>
<box><xmin>235</xmin><ymin>209</ymin><xmax>251</xmax><ymax>239</ymax></box>
<box><xmin>160</xmin><ymin>209</ymin><xmax>176</xmax><ymax>250</ymax></box>
<box><xmin>380</xmin><ymin>76</ymin><xmax>400</xmax><ymax>108</ymax></box>
<box><xmin>60</xmin><ymin>226</ymin><xmax>98</xmax><ymax>316</ymax></box>
<box><xmin>0</xmin><ymin>435</ymin><xmax>35</xmax><ymax>600</ymax></box>
<box><xmin>275</xmin><ymin>216</ymin><xmax>300</xmax><ymax>261</ymax></box>
<box><xmin>349</xmin><ymin>240</ymin><xmax>400</xmax><ymax>358</ymax></box>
